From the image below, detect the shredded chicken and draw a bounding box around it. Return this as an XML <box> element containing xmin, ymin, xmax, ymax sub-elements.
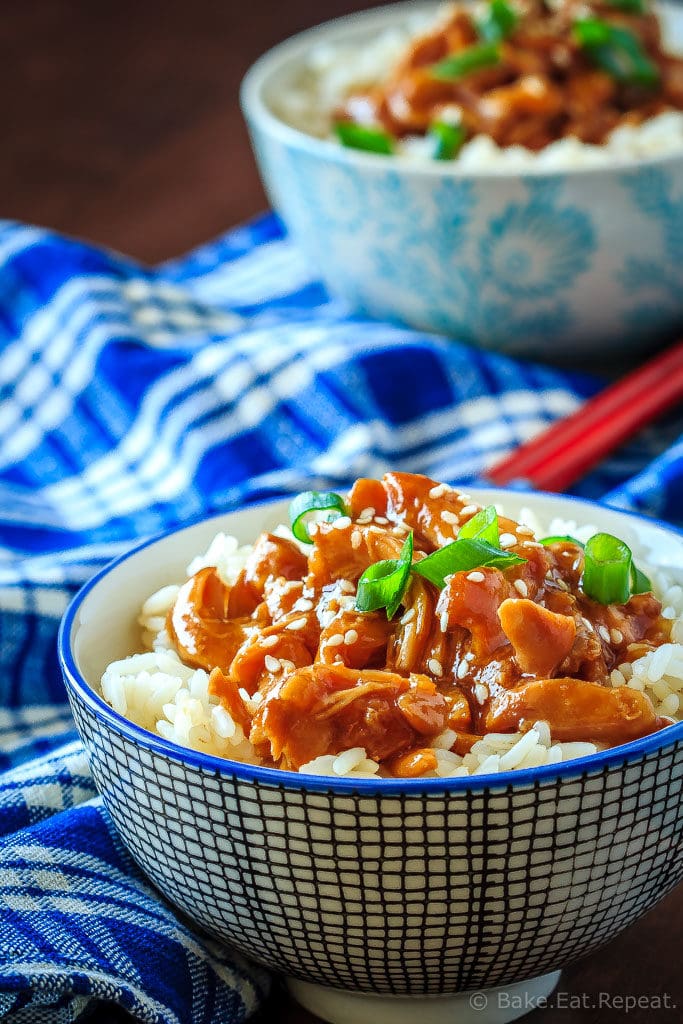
<box><xmin>165</xmin><ymin>472</ymin><xmax>670</xmax><ymax>772</ymax></box>
<box><xmin>336</xmin><ymin>0</ymin><xmax>683</xmax><ymax>151</ymax></box>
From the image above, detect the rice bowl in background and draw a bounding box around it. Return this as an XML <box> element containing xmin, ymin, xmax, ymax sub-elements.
<box><xmin>240</xmin><ymin>1</ymin><xmax>683</xmax><ymax>356</ymax></box>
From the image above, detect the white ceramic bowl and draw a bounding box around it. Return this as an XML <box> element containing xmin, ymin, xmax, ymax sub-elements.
<box><xmin>59</xmin><ymin>490</ymin><xmax>683</xmax><ymax>1024</ymax></box>
<box><xmin>240</xmin><ymin>1</ymin><xmax>683</xmax><ymax>359</ymax></box>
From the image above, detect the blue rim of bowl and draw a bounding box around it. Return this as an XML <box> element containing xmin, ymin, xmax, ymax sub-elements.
<box><xmin>58</xmin><ymin>489</ymin><xmax>683</xmax><ymax>795</ymax></box>
<box><xmin>239</xmin><ymin>0</ymin><xmax>683</xmax><ymax>180</ymax></box>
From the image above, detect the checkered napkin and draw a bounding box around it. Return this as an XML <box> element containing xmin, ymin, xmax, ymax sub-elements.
<box><xmin>0</xmin><ymin>213</ymin><xmax>681</xmax><ymax>1023</ymax></box>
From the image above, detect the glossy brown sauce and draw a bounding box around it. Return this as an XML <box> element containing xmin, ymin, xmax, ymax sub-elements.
<box><xmin>336</xmin><ymin>0</ymin><xmax>683</xmax><ymax>151</ymax></box>
<box><xmin>166</xmin><ymin>472</ymin><xmax>669</xmax><ymax>773</ymax></box>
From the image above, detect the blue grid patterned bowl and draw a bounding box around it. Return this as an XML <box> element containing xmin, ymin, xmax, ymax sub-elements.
<box><xmin>240</xmin><ymin>1</ymin><xmax>683</xmax><ymax>359</ymax></box>
<box><xmin>59</xmin><ymin>491</ymin><xmax>683</xmax><ymax>1023</ymax></box>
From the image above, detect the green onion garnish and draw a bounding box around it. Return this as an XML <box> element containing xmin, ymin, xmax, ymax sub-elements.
<box><xmin>606</xmin><ymin>0</ymin><xmax>646</xmax><ymax>13</ymax></box>
<box><xmin>428</xmin><ymin>120</ymin><xmax>467</xmax><ymax>160</ymax></box>
<box><xmin>479</xmin><ymin>0</ymin><xmax>518</xmax><ymax>42</ymax></box>
<box><xmin>458</xmin><ymin>505</ymin><xmax>499</xmax><ymax>546</ymax></box>
<box><xmin>431</xmin><ymin>42</ymin><xmax>501</xmax><ymax>80</ymax></box>
<box><xmin>412</xmin><ymin>538</ymin><xmax>526</xmax><ymax>590</ymax></box>
<box><xmin>540</xmin><ymin>535</ymin><xmax>585</xmax><ymax>548</ymax></box>
<box><xmin>582</xmin><ymin>532</ymin><xmax>633</xmax><ymax>605</ymax></box>
<box><xmin>542</xmin><ymin>532</ymin><xmax>651</xmax><ymax>600</ymax></box>
<box><xmin>289</xmin><ymin>490</ymin><xmax>347</xmax><ymax>543</ymax></box>
<box><xmin>355</xmin><ymin>531</ymin><xmax>414</xmax><ymax>619</ymax></box>
<box><xmin>574</xmin><ymin>18</ymin><xmax>660</xmax><ymax>86</ymax></box>
<box><xmin>631</xmin><ymin>564</ymin><xmax>652</xmax><ymax>595</ymax></box>
<box><xmin>334</xmin><ymin>122</ymin><xmax>395</xmax><ymax>155</ymax></box>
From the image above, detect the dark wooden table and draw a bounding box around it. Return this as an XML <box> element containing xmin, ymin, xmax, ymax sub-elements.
<box><xmin>3</xmin><ymin>2</ymin><xmax>681</xmax><ymax>1020</ymax></box>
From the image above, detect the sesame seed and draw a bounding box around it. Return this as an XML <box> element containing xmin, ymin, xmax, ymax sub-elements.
<box><xmin>264</xmin><ymin>655</ymin><xmax>281</xmax><ymax>673</ymax></box>
<box><xmin>360</xmin><ymin>506</ymin><xmax>376</xmax><ymax>520</ymax></box>
<box><xmin>326</xmin><ymin>633</ymin><xmax>344</xmax><ymax>647</ymax></box>
<box><xmin>467</xmin><ymin>571</ymin><xmax>485</xmax><ymax>583</ymax></box>
<box><xmin>610</xmin><ymin>628</ymin><xmax>624</xmax><ymax>645</ymax></box>
<box><xmin>524</xmin><ymin>75</ymin><xmax>545</xmax><ymax>97</ymax></box>
<box><xmin>287</xmin><ymin>617</ymin><xmax>307</xmax><ymax>631</ymax></box>
<box><xmin>262</xmin><ymin>635</ymin><xmax>279</xmax><ymax>648</ymax></box>
<box><xmin>513</xmin><ymin>579</ymin><xmax>528</xmax><ymax>597</ymax></box>
<box><xmin>459</xmin><ymin>493</ymin><xmax>472</xmax><ymax>502</ymax></box>
<box><xmin>280</xmin><ymin>659</ymin><xmax>295</xmax><ymax>673</ymax></box>
<box><xmin>293</xmin><ymin>598</ymin><xmax>314</xmax><ymax>612</ymax></box>
<box><xmin>523</xmin><ymin>541</ymin><xmax>544</xmax><ymax>549</ymax></box>
<box><xmin>582</xmin><ymin>617</ymin><xmax>595</xmax><ymax>632</ymax></box>
<box><xmin>428</xmin><ymin>658</ymin><xmax>443</xmax><ymax>676</ymax></box>
<box><xmin>339</xmin><ymin>579</ymin><xmax>355</xmax><ymax>594</ymax></box>
<box><xmin>460</xmin><ymin>504</ymin><xmax>478</xmax><ymax>517</ymax></box>
<box><xmin>440</xmin><ymin>510</ymin><xmax>459</xmax><ymax>525</ymax></box>
<box><xmin>598</xmin><ymin>626</ymin><xmax>611</xmax><ymax>643</ymax></box>
<box><xmin>333</xmin><ymin>516</ymin><xmax>352</xmax><ymax>530</ymax></box>
<box><xmin>465</xmin><ymin>652</ymin><xmax>475</xmax><ymax>662</ymax></box>
<box><xmin>475</xmin><ymin>683</ymin><xmax>489</xmax><ymax>705</ymax></box>
<box><xmin>517</xmin><ymin>526</ymin><xmax>535</xmax><ymax>537</ymax></box>
<box><xmin>457</xmin><ymin>660</ymin><xmax>469</xmax><ymax>679</ymax></box>
<box><xmin>429</xmin><ymin>483</ymin><xmax>448</xmax><ymax>499</ymax></box>
<box><xmin>499</xmin><ymin>533</ymin><xmax>517</xmax><ymax>549</ymax></box>
<box><xmin>440</xmin><ymin>610</ymin><xmax>449</xmax><ymax>633</ymax></box>
<box><xmin>374</xmin><ymin>516</ymin><xmax>389</xmax><ymax>525</ymax></box>
<box><xmin>351</xmin><ymin>529</ymin><xmax>362</xmax><ymax>550</ymax></box>
<box><xmin>344</xmin><ymin>629</ymin><xmax>359</xmax><ymax>645</ymax></box>
<box><xmin>401</xmin><ymin>607</ymin><xmax>416</xmax><ymax>625</ymax></box>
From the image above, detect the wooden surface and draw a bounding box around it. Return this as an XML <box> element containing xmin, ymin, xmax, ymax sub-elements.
<box><xmin>2</xmin><ymin>2</ymin><xmax>682</xmax><ymax>1021</ymax></box>
<box><xmin>1</xmin><ymin>0</ymin><xmax>388</xmax><ymax>263</ymax></box>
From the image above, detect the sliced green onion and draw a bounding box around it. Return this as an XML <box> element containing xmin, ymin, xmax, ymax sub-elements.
<box><xmin>540</xmin><ymin>535</ymin><xmax>586</xmax><ymax>548</ymax></box>
<box><xmin>574</xmin><ymin>17</ymin><xmax>613</xmax><ymax>47</ymax></box>
<box><xmin>355</xmin><ymin>531</ymin><xmax>414</xmax><ymax>618</ymax></box>
<box><xmin>582</xmin><ymin>532</ymin><xmax>633</xmax><ymax>605</ymax></box>
<box><xmin>428</xmin><ymin>120</ymin><xmax>467</xmax><ymax>160</ymax></box>
<box><xmin>574</xmin><ymin>18</ymin><xmax>660</xmax><ymax>86</ymax></box>
<box><xmin>431</xmin><ymin>42</ymin><xmax>501</xmax><ymax>80</ymax></box>
<box><xmin>479</xmin><ymin>0</ymin><xmax>518</xmax><ymax>42</ymax></box>
<box><xmin>631</xmin><ymin>564</ymin><xmax>652</xmax><ymax>595</ymax></box>
<box><xmin>334</xmin><ymin>122</ymin><xmax>395</xmax><ymax>154</ymax></box>
<box><xmin>412</xmin><ymin>538</ymin><xmax>526</xmax><ymax>590</ymax></box>
<box><xmin>458</xmin><ymin>505</ymin><xmax>499</xmax><ymax>546</ymax></box>
<box><xmin>606</xmin><ymin>0</ymin><xmax>646</xmax><ymax>13</ymax></box>
<box><xmin>289</xmin><ymin>490</ymin><xmax>346</xmax><ymax>543</ymax></box>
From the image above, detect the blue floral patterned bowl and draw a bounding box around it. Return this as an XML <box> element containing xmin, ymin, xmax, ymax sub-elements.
<box><xmin>59</xmin><ymin>490</ymin><xmax>683</xmax><ymax>1024</ymax></box>
<box><xmin>240</xmin><ymin>1</ymin><xmax>683</xmax><ymax>358</ymax></box>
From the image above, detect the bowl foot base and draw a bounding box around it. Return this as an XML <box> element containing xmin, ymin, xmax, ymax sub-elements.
<box><xmin>287</xmin><ymin>971</ymin><xmax>561</xmax><ymax>1024</ymax></box>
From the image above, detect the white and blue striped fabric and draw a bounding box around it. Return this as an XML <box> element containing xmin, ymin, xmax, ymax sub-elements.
<box><xmin>0</xmin><ymin>213</ymin><xmax>681</xmax><ymax>1022</ymax></box>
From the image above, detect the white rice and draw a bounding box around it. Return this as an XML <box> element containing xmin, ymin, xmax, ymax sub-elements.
<box><xmin>101</xmin><ymin>517</ymin><xmax>683</xmax><ymax>779</ymax></box>
<box><xmin>271</xmin><ymin>2</ymin><xmax>683</xmax><ymax>169</ymax></box>
<box><xmin>186</xmin><ymin>532</ymin><xmax>254</xmax><ymax>587</ymax></box>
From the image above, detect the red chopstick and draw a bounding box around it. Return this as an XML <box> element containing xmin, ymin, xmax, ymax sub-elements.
<box><xmin>486</xmin><ymin>340</ymin><xmax>683</xmax><ymax>492</ymax></box>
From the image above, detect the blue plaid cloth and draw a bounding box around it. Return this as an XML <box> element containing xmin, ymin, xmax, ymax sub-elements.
<box><xmin>0</xmin><ymin>213</ymin><xmax>681</xmax><ymax>1022</ymax></box>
